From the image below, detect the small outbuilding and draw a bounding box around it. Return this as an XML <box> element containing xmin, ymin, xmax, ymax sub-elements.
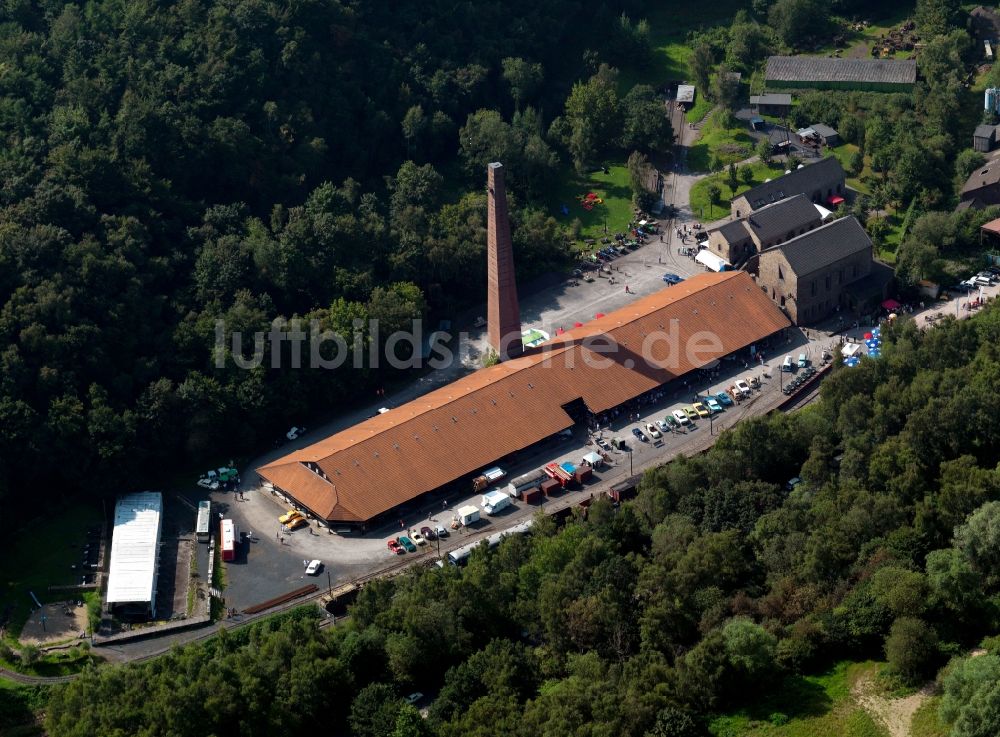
<box><xmin>676</xmin><ymin>84</ymin><xmax>696</xmax><ymax>109</ymax></box>
<box><xmin>749</xmin><ymin>93</ymin><xmax>792</xmax><ymax>117</ymax></box>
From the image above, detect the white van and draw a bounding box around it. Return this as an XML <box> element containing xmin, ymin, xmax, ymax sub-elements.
<box><xmin>781</xmin><ymin>355</ymin><xmax>794</xmax><ymax>372</ymax></box>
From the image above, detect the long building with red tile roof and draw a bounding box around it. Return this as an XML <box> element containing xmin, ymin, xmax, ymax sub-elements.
<box><xmin>257</xmin><ymin>271</ymin><xmax>791</xmax><ymax>527</ymax></box>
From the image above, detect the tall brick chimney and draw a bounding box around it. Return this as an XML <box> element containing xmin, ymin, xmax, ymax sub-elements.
<box><xmin>486</xmin><ymin>162</ymin><xmax>523</xmax><ymax>361</ymax></box>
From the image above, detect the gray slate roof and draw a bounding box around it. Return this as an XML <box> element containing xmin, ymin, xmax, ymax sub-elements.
<box><xmin>739</xmin><ymin>157</ymin><xmax>845</xmax><ymax>211</ymax></box>
<box><xmin>762</xmin><ymin>216</ymin><xmax>871</xmax><ymax>276</ymax></box>
<box><xmin>765</xmin><ymin>56</ymin><xmax>917</xmax><ymax>85</ymax></box>
<box><xmin>961</xmin><ymin>161</ymin><xmax>1000</xmax><ymax>195</ymax></box>
<box><xmin>744</xmin><ymin>194</ymin><xmax>821</xmax><ymax>244</ymax></box>
<box><xmin>811</xmin><ymin>123</ymin><xmax>839</xmax><ymax>139</ymax></box>
<box><xmin>750</xmin><ymin>93</ymin><xmax>791</xmax><ymax>106</ymax></box>
<box><xmin>975</xmin><ymin>124</ymin><xmax>996</xmax><ymax>139</ymax></box>
<box><xmin>716</xmin><ymin>219</ymin><xmax>751</xmax><ymax>243</ymax></box>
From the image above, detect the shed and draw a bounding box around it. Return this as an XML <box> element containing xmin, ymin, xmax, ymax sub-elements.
<box><xmin>540</xmin><ymin>478</ymin><xmax>561</xmax><ymax>496</ymax></box>
<box><xmin>811</xmin><ymin>124</ymin><xmax>840</xmax><ymax>146</ymax></box>
<box><xmin>676</xmin><ymin>84</ymin><xmax>696</xmax><ymax>108</ymax></box>
<box><xmin>974</xmin><ymin>124</ymin><xmax>998</xmax><ymax>153</ymax></box>
<box><xmin>749</xmin><ymin>93</ymin><xmax>792</xmax><ymax>117</ymax></box>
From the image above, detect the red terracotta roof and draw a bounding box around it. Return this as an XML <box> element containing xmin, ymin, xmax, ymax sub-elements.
<box><xmin>257</xmin><ymin>271</ymin><xmax>790</xmax><ymax>522</ymax></box>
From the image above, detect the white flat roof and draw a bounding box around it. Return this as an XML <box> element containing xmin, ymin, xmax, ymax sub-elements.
<box><xmin>106</xmin><ymin>491</ymin><xmax>162</xmax><ymax>606</ymax></box>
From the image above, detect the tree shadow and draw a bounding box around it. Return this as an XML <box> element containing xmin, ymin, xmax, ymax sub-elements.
<box><xmin>741</xmin><ymin>674</ymin><xmax>833</xmax><ymax>721</ymax></box>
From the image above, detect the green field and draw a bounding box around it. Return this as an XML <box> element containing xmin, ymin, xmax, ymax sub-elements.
<box><xmin>551</xmin><ymin>164</ymin><xmax>636</xmax><ymax>244</ymax></box>
<box><xmin>689</xmin><ymin>160</ymin><xmax>781</xmax><ymax>220</ymax></box>
<box><xmin>688</xmin><ymin>109</ymin><xmax>756</xmax><ymax>172</ymax></box>
<box><xmin>709</xmin><ymin>662</ymin><xmax>887</xmax><ymax>737</ymax></box>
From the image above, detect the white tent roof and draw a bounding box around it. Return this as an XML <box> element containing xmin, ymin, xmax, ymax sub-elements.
<box><xmin>695</xmin><ymin>249</ymin><xmax>730</xmax><ymax>272</ymax></box>
<box><xmin>814</xmin><ymin>203</ymin><xmax>834</xmax><ymax>221</ymax></box>
<box><xmin>582</xmin><ymin>452</ymin><xmax>603</xmax><ymax>465</ymax></box>
<box><xmin>106</xmin><ymin>491</ymin><xmax>162</xmax><ymax>607</ymax></box>
<box><xmin>842</xmin><ymin>342</ymin><xmax>863</xmax><ymax>358</ymax></box>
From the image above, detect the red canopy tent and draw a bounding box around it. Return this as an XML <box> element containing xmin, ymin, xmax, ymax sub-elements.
<box><xmin>594</xmin><ymin>312</ymin><xmax>605</xmax><ymax>319</ymax></box>
<box><xmin>827</xmin><ymin>195</ymin><xmax>845</xmax><ymax>207</ymax></box>
<box><xmin>881</xmin><ymin>298</ymin><xmax>902</xmax><ymax>310</ymax></box>
<box><xmin>573</xmin><ymin>321</ymin><xmax>584</xmax><ymax>327</ymax></box>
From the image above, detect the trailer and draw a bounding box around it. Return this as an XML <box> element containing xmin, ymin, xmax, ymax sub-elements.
<box><xmin>195</xmin><ymin>500</ymin><xmax>211</xmax><ymax>543</ymax></box>
<box><xmin>472</xmin><ymin>466</ymin><xmax>507</xmax><ymax>492</ymax></box>
<box><xmin>220</xmin><ymin>518</ymin><xmax>238</xmax><ymax>562</ymax></box>
<box><xmin>481</xmin><ymin>490</ymin><xmax>512</xmax><ymax>515</ymax></box>
<box><xmin>448</xmin><ymin>520</ymin><xmax>536</xmax><ymax>566</ymax></box>
<box><xmin>456</xmin><ymin>505</ymin><xmax>480</xmax><ymax>526</ymax></box>
<box><xmin>506</xmin><ymin>469</ymin><xmax>546</xmax><ymax>498</ymax></box>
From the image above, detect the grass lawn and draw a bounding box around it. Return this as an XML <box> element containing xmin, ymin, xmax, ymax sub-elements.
<box><xmin>0</xmin><ymin>501</ymin><xmax>102</xmax><ymax>645</ymax></box>
<box><xmin>550</xmin><ymin>164</ymin><xmax>636</xmax><ymax>245</ymax></box>
<box><xmin>688</xmin><ymin>109</ymin><xmax>756</xmax><ymax>172</ymax></box>
<box><xmin>910</xmin><ymin>696</ymin><xmax>947</xmax><ymax>737</ymax></box>
<box><xmin>813</xmin><ymin>7</ymin><xmax>915</xmax><ymax>58</ymax></box>
<box><xmin>0</xmin><ymin>679</ymin><xmax>46</xmax><ymax>737</ymax></box>
<box><xmin>828</xmin><ymin>143</ymin><xmax>869</xmax><ymax>193</ymax></box>
<box><xmin>686</xmin><ymin>95</ymin><xmax>714</xmax><ymax>124</ymax></box>
<box><xmin>689</xmin><ymin>161</ymin><xmax>783</xmax><ymax>220</ymax></box>
<box><xmin>709</xmin><ymin>661</ymin><xmax>887</xmax><ymax>737</ymax></box>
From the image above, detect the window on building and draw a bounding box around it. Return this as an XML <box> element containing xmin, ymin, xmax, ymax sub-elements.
<box><xmin>778</xmin><ymin>265</ymin><xmax>784</xmax><ymax>281</ymax></box>
<box><xmin>780</xmin><ymin>295</ymin><xmax>785</xmax><ymax>307</ymax></box>
<box><xmin>825</xmin><ymin>275</ymin><xmax>831</xmax><ymax>290</ymax></box>
<box><xmin>811</xmin><ymin>281</ymin><xmax>817</xmax><ymax>296</ymax></box>
<box><xmin>852</xmin><ymin>264</ymin><xmax>858</xmax><ymax>278</ymax></box>
<box><xmin>838</xmin><ymin>269</ymin><xmax>843</xmax><ymax>284</ymax></box>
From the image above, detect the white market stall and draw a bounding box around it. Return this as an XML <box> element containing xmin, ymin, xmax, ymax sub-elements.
<box><xmin>695</xmin><ymin>249</ymin><xmax>730</xmax><ymax>272</ymax></box>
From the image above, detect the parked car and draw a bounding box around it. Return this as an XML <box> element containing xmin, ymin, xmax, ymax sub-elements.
<box><xmin>705</xmin><ymin>397</ymin><xmax>723</xmax><ymax>413</ymax></box>
<box><xmin>692</xmin><ymin>402</ymin><xmax>711</xmax><ymax>418</ymax></box>
<box><xmin>405</xmin><ymin>693</ymin><xmax>424</xmax><ymax>706</ymax></box>
<box><xmin>661</xmin><ymin>273</ymin><xmax>684</xmax><ymax>285</ymax></box>
<box><xmin>435</xmin><ymin>524</ymin><xmax>449</xmax><ymax>538</ymax></box>
<box><xmin>645</xmin><ymin>423</ymin><xmax>662</xmax><ymax>439</ymax></box>
<box><xmin>781</xmin><ymin>355</ymin><xmax>794</xmax><ymax>372</ymax></box>
<box><xmin>715</xmin><ymin>391</ymin><xmax>733</xmax><ymax>406</ymax></box>
<box><xmin>597</xmin><ymin>438</ymin><xmax>612</xmax><ymax>450</ymax></box>
<box><xmin>632</xmin><ymin>427</ymin><xmax>649</xmax><ymax>442</ymax></box>
<box><xmin>421</xmin><ymin>525</ymin><xmax>436</xmax><ymax>541</ymax></box>
<box><xmin>305</xmin><ymin>559</ymin><xmax>323</xmax><ymax>575</ymax></box>
<box><xmin>797</xmin><ymin>353</ymin><xmax>808</xmax><ymax>368</ymax></box>
<box><xmin>656</xmin><ymin>419</ymin><xmax>669</xmax><ymax>432</ymax></box>
<box><xmin>682</xmin><ymin>406</ymin><xmax>699</xmax><ymax>421</ymax></box>
<box><xmin>278</xmin><ymin>509</ymin><xmax>303</xmax><ymax>525</ymax></box>
<box><xmin>388</xmin><ymin>539</ymin><xmax>404</xmax><ymax>554</ymax></box>
<box><xmin>397</xmin><ymin>536</ymin><xmax>417</xmax><ymax>552</ymax></box>
<box><xmin>411</xmin><ymin>531</ymin><xmax>427</xmax><ymax>546</ymax></box>
<box><xmin>284</xmin><ymin>516</ymin><xmax>308</xmax><ymax>531</ymax></box>
<box><xmin>664</xmin><ymin>414</ymin><xmax>680</xmax><ymax>428</ymax></box>
<box><xmin>672</xmin><ymin>409</ymin><xmax>690</xmax><ymax>425</ymax></box>
<box><xmin>734</xmin><ymin>379</ymin><xmax>752</xmax><ymax>396</ymax></box>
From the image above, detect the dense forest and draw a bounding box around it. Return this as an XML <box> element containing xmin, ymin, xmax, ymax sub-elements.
<box><xmin>0</xmin><ymin>0</ymin><xmax>682</xmax><ymax>513</ymax></box>
<box><xmin>40</xmin><ymin>306</ymin><xmax>1000</xmax><ymax>736</ymax></box>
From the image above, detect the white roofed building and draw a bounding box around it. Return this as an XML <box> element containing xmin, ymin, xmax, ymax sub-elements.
<box><xmin>106</xmin><ymin>491</ymin><xmax>162</xmax><ymax>618</ymax></box>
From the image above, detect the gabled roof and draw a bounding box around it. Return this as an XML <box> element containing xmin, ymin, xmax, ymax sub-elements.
<box><xmin>744</xmin><ymin>194</ymin><xmax>822</xmax><ymax>244</ymax></box>
<box><xmin>975</xmin><ymin>124</ymin><xmax>996</xmax><ymax>139</ymax></box>
<box><xmin>760</xmin><ymin>216</ymin><xmax>871</xmax><ymax>276</ymax></box>
<box><xmin>715</xmin><ymin>219</ymin><xmax>752</xmax><ymax>243</ymax></box>
<box><xmin>737</xmin><ymin>157</ymin><xmax>845</xmax><ymax>211</ymax></box>
<box><xmin>961</xmin><ymin>162</ymin><xmax>1000</xmax><ymax>195</ymax></box>
<box><xmin>765</xmin><ymin>56</ymin><xmax>917</xmax><ymax>86</ymax></box>
<box><xmin>258</xmin><ymin>272</ymin><xmax>791</xmax><ymax>523</ymax></box>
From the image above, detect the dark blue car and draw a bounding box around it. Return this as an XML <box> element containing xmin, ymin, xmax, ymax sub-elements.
<box><xmin>662</xmin><ymin>273</ymin><xmax>684</xmax><ymax>285</ymax></box>
<box><xmin>631</xmin><ymin>427</ymin><xmax>648</xmax><ymax>442</ymax></box>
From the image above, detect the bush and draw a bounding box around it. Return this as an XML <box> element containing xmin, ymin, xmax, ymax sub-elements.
<box><xmin>19</xmin><ymin>645</ymin><xmax>40</xmax><ymax>667</ymax></box>
<box><xmin>885</xmin><ymin>617</ymin><xmax>939</xmax><ymax>685</ymax></box>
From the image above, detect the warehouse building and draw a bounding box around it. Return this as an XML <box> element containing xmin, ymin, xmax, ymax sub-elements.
<box><xmin>765</xmin><ymin>56</ymin><xmax>917</xmax><ymax>92</ymax></box>
<box><xmin>105</xmin><ymin>491</ymin><xmax>162</xmax><ymax>620</ymax></box>
<box><xmin>257</xmin><ymin>271</ymin><xmax>791</xmax><ymax>529</ymax></box>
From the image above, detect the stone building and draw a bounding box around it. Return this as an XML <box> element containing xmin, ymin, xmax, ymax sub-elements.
<box><xmin>730</xmin><ymin>157</ymin><xmax>846</xmax><ymax>219</ymax></box>
<box><xmin>756</xmin><ymin>216</ymin><xmax>876</xmax><ymax>324</ymax></box>
<box><xmin>707</xmin><ymin>193</ymin><xmax>822</xmax><ymax>266</ymax></box>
